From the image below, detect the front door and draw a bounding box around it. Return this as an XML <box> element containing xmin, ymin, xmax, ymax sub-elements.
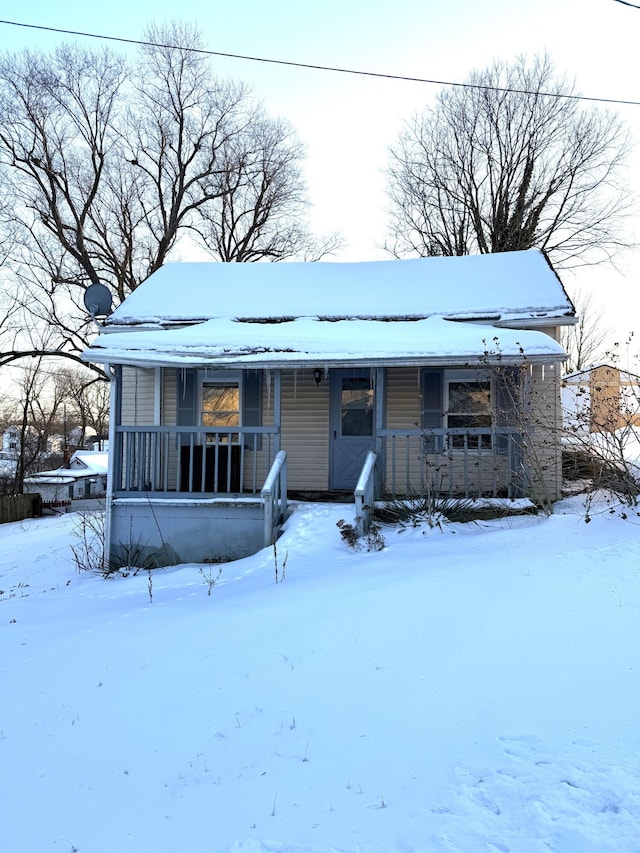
<box><xmin>329</xmin><ymin>369</ymin><xmax>375</xmax><ymax>490</ymax></box>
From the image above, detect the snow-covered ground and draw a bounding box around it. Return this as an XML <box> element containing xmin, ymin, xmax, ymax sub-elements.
<box><xmin>2</xmin><ymin>496</ymin><xmax>640</xmax><ymax>853</ymax></box>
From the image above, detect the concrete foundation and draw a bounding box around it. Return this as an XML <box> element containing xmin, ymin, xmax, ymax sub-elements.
<box><xmin>107</xmin><ymin>497</ymin><xmax>266</xmax><ymax>568</ymax></box>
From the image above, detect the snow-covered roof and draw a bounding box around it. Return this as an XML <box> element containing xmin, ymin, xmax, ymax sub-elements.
<box><xmin>84</xmin><ymin>251</ymin><xmax>572</xmax><ymax>368</ymax></box>
<box><xmin>104</xmin><ymin>250</ymin><xmax>574</xmax><ymax>327</ymax></box>
<box><xmin>23</xmin><ymin>451</ymin><xmax>108</xmax><ymax>483</ymax></box>
<box><xmin>69</xmin><ymin>451</ymin><xmax>108</xmax><ymax>475</ymax></box>
<box><xmin>564</xmin><ymin>364</ymin><xmax>640</xmax><ymax>383</ymax></box>
<box><xmin>85</xmin><ymin>315</ymin><xmax>564</xmax><ymax>368</ymax></box>
<box><xmin>23</xmin><ymin>474</ymin><xmax>75</xmax><ymax>486</ymax></box>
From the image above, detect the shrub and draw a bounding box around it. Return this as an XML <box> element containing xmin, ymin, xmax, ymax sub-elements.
<box><xmin>336</xmin><ymin>518</ymin><xmax>385</xmax><ymax>552</ymax></box>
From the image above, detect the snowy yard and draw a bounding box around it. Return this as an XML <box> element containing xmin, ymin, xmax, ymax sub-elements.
<box><xmin>2</xmin><ymin>496</ymin><xmax>640</xmax><ymax>853</ymax></box>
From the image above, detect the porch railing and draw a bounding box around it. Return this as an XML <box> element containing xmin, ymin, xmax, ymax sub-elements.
<box><xmin>261</xmin><ymin>450</ymin><xmax>288</xmax><ymax>546</ymax></box>
<box><xmin>113</xmin><ymin>426</ymin><xmax>279</xmax><ymax>495</ymax></box>
<box><xmin>354</xmin><ymin>450</ymin><xmax>377</xmax><ymax>535</ymax></box>
<box><xmin>113</xmin><ymin>425</ymin><xmax>527</xmax><ymax>500</ymax></box>
<box><xmin>378</xmin><ymin>427</ymin><xmax>526</xmax><ymax>499</ymax></box>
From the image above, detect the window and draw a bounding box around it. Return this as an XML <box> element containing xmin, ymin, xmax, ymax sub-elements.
<box><xmin>341</xmin><ymin>376</ymin><xmax>374</xmax><ymax>436</ymax></box>
<box><xmin>445</xmin><ymin>371</ymin><xmax>493</xmax><ymax>449</ymax></box>
<box><xmin>202</xmin><ymin>384</ymin><xmax>240</xmax><ymax>428</ymax></box>
<box><xmin>177</xmin><ymin>369</ymin><xmax>263</xmax><ymax>451</ymax></box>
<box><xmin>201</xmin><ymin>381</ymin><xmax>240</xmax><ymax>442</ymax></box>
<box><xmin>422</xmin><ymin>369</ymin><xmax>494</xmax><ymax>451</ymax></box>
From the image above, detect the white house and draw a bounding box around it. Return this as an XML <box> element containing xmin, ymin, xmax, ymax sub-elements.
<box><xmin>23</xmin><ymin>450</ymin><xmax>108</xmax><ymax>508</ymax></box>
<box><xmin>2</xmin><ymin>426</ymin><xmax>20</xmax><ymax>457</ymax></box>
<box><xmin>82</xmin><ymin>249</ymin><xmax>575</xmax><ymax>568</ymax></box>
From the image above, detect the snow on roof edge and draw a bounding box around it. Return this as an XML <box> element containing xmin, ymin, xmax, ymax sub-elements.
<box><xmin>83</xmin><ymin>315</ymin><xmax>566</xmax><ymax>369</ymax></box>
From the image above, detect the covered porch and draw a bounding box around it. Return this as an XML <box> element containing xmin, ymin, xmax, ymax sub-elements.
<box><xmin>105</xmin><ymin>362</ymin><xmax>536</xmax><ymax>567</ymax></box>
<box><xmin>112</xmin><ymin>422</ymin><xmax>528</xmax><ymax>502</ymax></box>
<box><xmin>107</xmin><ymin>422</ymin><xmax>529</xmax><ymax>568</ymax></box>
<box><xmin>91</xmin><ymin>309</ymin><xmax>566</xmax><ymax>568</ymax></box>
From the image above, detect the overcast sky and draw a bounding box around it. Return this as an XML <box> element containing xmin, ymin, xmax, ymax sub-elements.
<box><xmin>1</xmin><ymin>0</ymin><xmax>639</xmax><ymax>351</ymax></box>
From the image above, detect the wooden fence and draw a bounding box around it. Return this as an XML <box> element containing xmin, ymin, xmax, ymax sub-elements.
<box><xmin>0</xmin><ymin>493</ymin><xmax>43</xmax><ymax>524</ymax></box>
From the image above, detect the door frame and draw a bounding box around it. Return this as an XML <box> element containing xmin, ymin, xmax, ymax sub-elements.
<box><xmin>329</xmin><ymin>368</ymin><xmax>377</xmax><ymax>491</ymax></box>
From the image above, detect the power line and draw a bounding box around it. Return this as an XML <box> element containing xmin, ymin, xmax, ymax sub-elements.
<box><xmin>613</xmin><ymin>0</ymin><xmax>640</xmax><ymax>8</ymax></box>
<box><xmin>1</xmin><ymin>18</ymin><xmax>640</xmax><ymax>108</ymax></box>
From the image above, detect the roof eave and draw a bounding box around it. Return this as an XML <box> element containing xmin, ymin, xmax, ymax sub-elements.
<box><xmin>494</xmin><ymin>314</ymin><xmax>577</xmax><ymax>329</ymax></box>
<box><xmin>82</xmin><ymin>351</ymin><xmax>565</xmax><ymax>371</ymax></box>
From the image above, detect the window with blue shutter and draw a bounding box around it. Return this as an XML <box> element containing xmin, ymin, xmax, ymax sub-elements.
<box><xmin>242</xmin><ymin>370</ymin><xmax>263</xmax><ymax>450</ymax></box>
<box><xmin>177</xmin><ymin>368</ymin><xmax>263</xmax><ymax>449</ymax></box>
<box><xmin>421</xmin><ymin>368</ymin><xmax>500</xmax><ymax>452</ymax></box>
<box><xmin>177</xmin><ymin>369</ymin><xmax>198</xmax><ymax>430</ymax></box>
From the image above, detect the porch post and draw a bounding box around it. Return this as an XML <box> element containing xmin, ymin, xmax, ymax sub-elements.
<box><xmin>104</xmin><ymin>363</ymin><xmax>122</xmax><ymax>569</ymax></box>
<box><xmin>152</xmin><ymin>367</ymin><xmax>163</xmax><ymax>492</ymax></box>
<box><xmin>373</xmin><ymin>367</ymin><xmax>385</xmax><ymax>498</ymax></box>
<box><xmin>273</xmin><ymin>369</ymin><xmax>282</xmax><ymax>455</ymax></box>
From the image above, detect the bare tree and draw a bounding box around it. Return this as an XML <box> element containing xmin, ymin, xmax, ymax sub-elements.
<box><xmin>120</xmin><ymin>22</ymin><xmax>251</xmax><ymax>289</ymax></box>
<box><xmin>386</xmin><ymin>54</ymin><xmax>633</xmax><ymax>268</ymax></box>
<box><xmin>0</xmin><ymin>43</ymin><xmax>129</xmax><ymax>367</ymax></box>
<box><xmin>125</xmin><ymin>22</ymin><xmax>340</xmax><ymax>265</ymax></box>
<box><xmin>58</xmin><ymin>368</ymin><xmax>110</xmax><ymax>448</ymax></box>
<box><xmin>561</xmin><ymin>289</ymin><xmax>610</xmax><ymax>373</ymax></box>
<box><xmin>198</xmin><ymin>112</ymin><xmax>341</xmax><ymax>261</ymax></box>
<box><xmin>7</xmin><ymin>360</ymin><xmax>68</xmax><ymax>493</ymax></box>
<box><xmin>0</xmin><ymin>23</ymin><xmax>335</xmax><ymax>373</ymax></box>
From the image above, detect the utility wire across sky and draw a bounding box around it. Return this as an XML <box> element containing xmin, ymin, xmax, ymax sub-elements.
<box><xmin>0</xmin><ymin>18</ymin><xmax>639</xmax><ymax>108</ymax></box>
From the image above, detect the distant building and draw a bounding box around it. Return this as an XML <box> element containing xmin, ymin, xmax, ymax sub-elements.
<box><xmin>563</xmin><ymin>364</ymin><xmax>640</xmax><ymax>434</ymax></box>
<box><xmin>2</xmin><ymin>427</ymin><xmax>20</xmax><ymax>457</ymax></box>
<box><xmin>23</xmin><ymin>449</ymin><xmax>108</xmax><ymax>508</ymax></box>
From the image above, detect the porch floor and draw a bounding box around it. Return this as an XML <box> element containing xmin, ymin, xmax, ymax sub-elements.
<box><xmin>288</xmin><ymin>490</ymin><xmax>355</xmax><ymax>503</ymax></box>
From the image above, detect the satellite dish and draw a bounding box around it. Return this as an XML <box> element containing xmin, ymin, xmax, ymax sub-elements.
<box><xmin>84</xmin><ymin>283</ymin><xmax>113</xmax><ymax>318</ymax></box>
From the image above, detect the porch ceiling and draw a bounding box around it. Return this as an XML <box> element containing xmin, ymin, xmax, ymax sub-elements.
<box><xmin>83</xmin><ymin>314</ymin><xmax>565</xmax><ymax>369</ymax></box>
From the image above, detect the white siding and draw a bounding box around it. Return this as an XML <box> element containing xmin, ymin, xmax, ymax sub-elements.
<box><xmin>162</xmin><ymin>368</ymin><xmax>177</xmax><ymax>425</ymax></box>
<box><xmin>280</xmin><ymin>369</ymin><xmax>330</xmax><ymax>491</ymax></box>
<box><xmin>526</xmin><ymin>363</ymin><xmax>564</xmax><ymax>503</ymax></box>
<box><xmin>385</xmin><ymin>367</ymin><xmax>422</xmax><ymax>430</ymax></box>
<box><xmin>121</xmin><ymin>367</ymin><xmax>156</xmax><ymax>425</ymax></box>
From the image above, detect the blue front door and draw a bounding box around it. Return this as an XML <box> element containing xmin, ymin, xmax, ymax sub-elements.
<box><xmin>329</xmin><ymin>369</ymin><xmax>375</xmax><ymax>490</ymax></box>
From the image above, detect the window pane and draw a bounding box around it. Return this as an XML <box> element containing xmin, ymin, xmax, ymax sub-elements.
<box><xmin>202</xmin><ymin>385</ymin><xmax>240</xmax><ymax>429</ymax></box>
<box><xmin>342</xmin><ymin>377</ymin><xmax>373</xmax><ymax>436</ymax></box>
<box><xmin>203</xmin><ymin>385</ymin><xmax>239</xmax><ymax>412</ymax></box>
<box><xmin>448</xmin><ymin>414</ymin><xmax>492</xmax><ymax>430</ymax></box>
<box><xmin>448</xmin><ymin>381</ymin><xmax>491</xmax><ymax>414</ymax></box>
<box><xmin>202</xmin><ymin>412</ymin><xmax>239</xmax><ymax>428</ymax></box>
<box><xmin>342</xmin><ymin>408</ymin><xmax>373</xmax><ymax>436</ymax></box>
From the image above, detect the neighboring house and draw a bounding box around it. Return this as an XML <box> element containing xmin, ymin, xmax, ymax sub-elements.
<box><xmin>562</xmin><ymin>364</ymin><xmax>640</xmax><ymax>434</ymax></box>
<box><xmin>23</xmin><ymin>450</ymin><xmax>108</xmax><ymax>508</ymax></box>
<box><xmin>2</xmin><ymin>427</ymin><xmax>20</xmax><ymax>457</ymax></box>
<box><xmin>69</xmin><ymin>428</ymin><xmax>109</xmax><ymax>452</ymax></box>
<box><xmin>82</xmin><ymin>249</ymin><xmax>575</xmax><ymax>568</ymax></box>
<box><xmin>2</xmin><ymin>425</ymin><xmax>52</xmax><ymax>459</ymax></box>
